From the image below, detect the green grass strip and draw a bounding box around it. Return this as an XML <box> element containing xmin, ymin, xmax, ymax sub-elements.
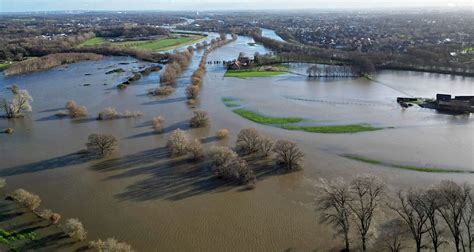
<box><xmin>281</xmin><ymin>124</ymin><xmax>384</xmax><ymax>134</ymax></box>
<box><xmin>224</xmin><ymin>71</ymin><xmax>287</xmax><ymax>78</ymax></box>
<box><xmin>233</xmin><ymin>109</ymin><xmax>304</xmax><ymax>125</ymax></box>
<box><xmin>343</xmin><ymin>154</ymin><xmax>470</xmax><ymax>173</ymax></box>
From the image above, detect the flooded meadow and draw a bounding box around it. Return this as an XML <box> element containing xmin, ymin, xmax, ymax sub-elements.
<box><xmin>0</xmin><ymin>31</ymin><xmax>473</xmax><ymax>251</ymax></box>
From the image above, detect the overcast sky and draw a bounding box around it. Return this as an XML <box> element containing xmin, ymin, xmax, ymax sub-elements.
<box><xmin>1</xmin><ymin>0</ymin><xmax>472</xmax><ymax>12</ymax></box>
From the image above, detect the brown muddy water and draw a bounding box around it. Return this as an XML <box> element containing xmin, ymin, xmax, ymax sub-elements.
<box><xmin>0</xmin><ymin>33</ymin><xmax>473</xmax><ymax>251</ymax></box>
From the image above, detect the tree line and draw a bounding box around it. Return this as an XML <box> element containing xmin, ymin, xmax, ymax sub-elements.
<box><xmin>318</xmin><ymin>177</ymin><xmax>474</xmax><ymax>252</ymax></box>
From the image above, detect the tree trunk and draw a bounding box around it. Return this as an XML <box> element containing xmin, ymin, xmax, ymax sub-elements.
<box><xmin>362</xmin><ymin>235</ymin><xmax>367</xmax><ymax>251</ymax></box>
<box><xmin>344</xmin><ymin>232</ymin><xmax>350</xmax><ymax>252</ymax></box>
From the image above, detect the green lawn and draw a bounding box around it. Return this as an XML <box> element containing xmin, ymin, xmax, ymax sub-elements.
<box><xmin>233</xmin><ymin>109</ymin><xmax>304</xmax><ymax>124</ymax></box>
<box><xmin>281</xmin><ymin>124</ymin><xmax>384</xmax><ymax>134</ymax></box>
<box><xmin>79</xmin><ymin>33</ymin><xmax>206</xmax><ymax>51</ymax></box>
<box><xmin>224</xmin><ymin>64</ymin><xmax>289</xmax><ymax>79</ymax></box>
<box><xmin>343</xmin><ymin>154</ymin><xmax>469</xmax><ymax>173</ymax></box>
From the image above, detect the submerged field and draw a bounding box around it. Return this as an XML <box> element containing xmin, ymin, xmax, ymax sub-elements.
<box><xmin>0</xmin><ymin>31</ymin><xmax>473</xmax><ymax>251</ymax></box>
<box><xmin>79</xmin><ymin>33</ymin><xmax>206</xmax><ymax>51</ymax></box>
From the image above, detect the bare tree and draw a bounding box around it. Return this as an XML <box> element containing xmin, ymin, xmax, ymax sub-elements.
<box><xmin>390</xmin><ymin>189</ymin><xmax>429</xmax><ymax>252</ymax></box>
<box><xmin>186</xmin><ymin>139</ymin><xmax>204</xmax><ymax>161</ymax></box>
<box><xmin>152</xmin><ymin>116</ymin><xmax>165</xmax><ymax>133</ymax></box>
<box><xmin>272</xmin><ymin>140</ymin><xmax>304</xmax><ymax>171</ymax></box>
<box><xmin>423</xmin><ymin>188</ymin><xmax>445</xmax><ymax>252</ymax></box>
<box><xmin>317</xmin><ymin>177</ymin><xmax>352</xmax><ymax>251</ymax></box>
<box><xmin>237</xmin><ymin>128</ymin><xmax>261</xmax><ymax>154</ymax></box>
<box><xmin>462</xmin><ymin>192</ymin><xmax>474</xmax><ymax>252</ymax></box>
<box><xmin>166</xmin><ymin>129</ymin><xmax>190</xmax><ymax>156</ymax></box>
<box><xmin>348</xmin><ymin>175</ymin><xmax>386</xmax><ymax>251</ymax></box>
<box><xmin>436</xmin><ymin>181</ymin><xmax>471</xmax><ymax>252</ymax></box>
<box><xmin>1</xmin><ymin>88</ymin><xmax>33</xmax><ymax>118</ymax></box>
<box><xmin>10</xmin><ymin>188</ymin><xmax>41</xmax><ymax>211</ymax></box>
<box><xmin>257</xmin><ymin>135</ymin><xmax>274</xmax><ymax>157</ymax></box>
<box><xmin>86</xmin><ymin>133</ymin><xmax>118</xmax><ymax>156</ymax></box>
<box><xmin>377</xmin><ymin>219</ymin><xmax>410</xmax><ymax>252</ymax></box>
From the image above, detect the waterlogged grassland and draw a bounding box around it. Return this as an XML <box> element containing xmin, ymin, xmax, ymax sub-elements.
<box><xmin>0</xmin><ymin>227</ymin><xmax>37</xmax><ymax>250</ymax></box>
<box><xmin>79</xmin><ymin>33</ymin><xmax>206</xmax><ymax>51</ymax></box>
<box><xmin>343</xmin><ymin>154</ymin><xmax>470</xmax><ymax>173</ymax></box>
<box><xmin>0</xmin><ymin>63</ymin><xmax>12</xmax><ymax>71</ymax></box>
<box><xmin>233</xmin><ymin>109</ymin><xmax>304</xmax><ymax>125</ymax></box>
<box><xmin>229</xmin><ymin>106</ymin><xmax>385</xmax><ymax>134</ymax></box>
<box><xmin>281</xmin><ymin>124</ymin><xmax>384</xmax><ymax>134</ymax></box>
<box><xmin>222</xmin><ymin>97</ymin><xmax>242</xmax><ymax>108</ymax></box>
<box><xmin>224</xmin><ymin>64</ymin><xmax>289</xmax><ymax>79</ymax></box>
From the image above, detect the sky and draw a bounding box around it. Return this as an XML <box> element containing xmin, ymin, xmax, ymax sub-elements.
<box><xmin>0</xmin><ymin>0</ymin><xmax>472</xmax><ymax>12</ymax></box>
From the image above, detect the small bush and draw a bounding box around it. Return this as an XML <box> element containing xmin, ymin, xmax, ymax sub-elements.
<box><xmin>148</xmin><ymin>86</ymin><xmax>175</xmax><ymax>96</ymax></box>
<box><xmin>0</xmin><ymin>178</ymin><xmax>6</xmax><ymax>189</ymax></box>
<box><xmin>39</xmin><ymin>209</ymin><xmax>53</xmax><ymax>219</ymax></box>
<box><xmin>4</xmin><ymin>128</ymin><xmax>14</xmax><ymax>134</ymax></box>
<box><xmin>273</xmin><ymin>140</ymin><xmax>304</xmax><ymax>171</ymax></box>
<box><xmin>216</xmin><ymin>128</ymin><xmax>229</xmax><ymax>139</ymax></box>
<box><xmin>89</xmin><ymin>238</ymin><xmax>133</xmax><ymax>252</ymax></box>
<box><xmin>86</xmin><ymin>133</ymin><xmax>118</xmax><ymax>156</ymax></box>
<box><xmin>186</xmin><ymin>139</ymin><xmax>204</xmax><ymax>161</ymax></box>
<box><xmin>98</xmin><ymin>107</ymin><xmax>120</xmax><ymax>120</ymax></box>
<box><xmin>97</xmin><ymin>107</ymin><xmax>142</xmax><ymax>120</ymax></box>
<box><xmin>190</xmin><ymin>110</ymin><xmax>209</xmax><ymax>128</ymax></box>
<box><xmin>152</xmin><ymin>116</ymin><xmax>165</xmax><ymax>132</ymax></box>
<box><xmin>207</xmin><ymin>147</ymin><xmax>255</xmax><ymax>184</ymax></box>
<box><xmin>66</xmin><ymin>100</ymin><xmax>88</xmax><ymax>118</ymax></box>
<box><xmin>166</xmin><ymin>129</ymin><xmax>189</xmax><ymax>156</ymax></box>
<box><xmin>187</xmin><ymin>99</ymin><xmax>197</xmax><ymax>106</ymax></box>
<box><xmin>185</xmin><ymin>85</ymin><xmax>200</xmax><ymax>99</ymax></box>
<box><xmin>63</xmin><ymin>218</ymin><xmax>87</xmax><ymax>241</ymax></box>
<box><xmin>50</xmin><ymin>213</ymin><xmax>61</xmax><ymax>224</ymax></box>
<box><xmin>10</xmin><ymin>188</ymin><xmax>41</xmax><ymax>211</ymax></box>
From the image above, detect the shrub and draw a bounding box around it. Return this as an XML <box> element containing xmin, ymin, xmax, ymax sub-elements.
<box><xmin>89</xmin><ymin>238</ymin><xmax>133</xmax><ymax>252</ymax></box>
<box><xmin>166</xmin><ymin>129</ymin><xmax>189</xmax><ymax>156</ymax></box>
<box><xmin>273</xmin><ymin>140</ymin><xmax>305</xmax><ymax>171</ymax></box>
<box><xmin>98</xmin><ymin>107</ymin><xmax>120</xmax><ymax>120</ymax></box>
<box><xmin>39</xmin><ymin>209</ymin><xmax>53</xmax><ymax>219</ymax></box>
<box><xmin>190</xmin><ymin>110</ymin><xmax>209</xmax><ymax>128</ymax></box>
<box><xmin>63</xmin><ymin>218</ymin><xmax>87</xmax><ymax>241</ymax></box>
<box><xmin>66</xmin><ymin>100</ymin><xmax>88</xmax><ymax>118</ymax></box>
<box><xmin>50</xmin><ymin>213</ymin><xmax>61</xmax><ymax>224</ymax></box>
<box><xmin>4</xmin><ymin>128</ymin><xmax>14</xmax><ymax>134</ymax></box>
<box><xmin>0</xmin><ymin>178</ymin><xmax>6</xmax><ymax>189</ymax></box>
<box><xmin>187</xmin><ymin>99</ymin><xmax>197</xmax><ymax>106</ymax></box>
<box><xmin>152</xmin><ymin>116</ymin><xmax>165</xmax><ymax>132</ymax></box>
<box><xmin>185</xmin><ymin>85</ymin><xmax>200</xmax><ymax>99</ymax></box>
<box><xmin>97</xmin><ymin>107</ymin><xmax>142</xmax><ymax>120</ymax></box>
<box><xmin>186</xmin><ymin>139</ymin><xmax>204</xmax><ymax>161</ymax></box>
<box><xmin>216</xmin><ymin>128</ymin><xmax>229</xmax><ymax>139</ymax></box>
<box><xmin>10</xmin><ymin>188</ymin><xmax>41</xmax><ymax>210</ymax></box>
<box><xmin>236</xmin><ymin>128</ymin><xmax>261</xmax><ymax>154</ymax></box>
<box><xmin>148</xmin><ymin>86</ymin><xmax>174</xmax><ymax>96</ymax></box>
<box><xmin>86</xmin><ymin>133</ymin><xmax>118</xmax><ymax>156</ymax></box>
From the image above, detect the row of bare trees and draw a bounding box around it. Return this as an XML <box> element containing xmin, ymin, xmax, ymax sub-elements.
<box><xmin>4</xmin><ymin>53</ymin><xmax>103</xmax><ymax>76</ymax></box>
<box><xmin>307</xmin><ymin>64</ymin><xmax>359</xmax><ymax>78</ymax></box>
<box><xmin>318</xmin><ymin>177</ymin><xmax>474</xmax><ymax>252</ymax></box>
<box><xmin>0</xmin><ymin>178</ymin><xmax>133</xmax><ymax>251</ymax></box>
<box><xmin>186</xmin><ymin>33</ymin><xmax>238</xmax><ymax>104</ymax></box>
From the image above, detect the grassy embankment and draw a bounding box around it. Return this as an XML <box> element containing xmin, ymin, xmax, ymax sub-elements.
<box><xmin>0</xmin><ymin>63</ymin><xmax>12</xmax><ymax>71</ymax></box>
<box><xmin>343</xmin><ymin>154</ymin><xmax>470</xmax><ymax>173</ymax></box>
<box><xmin>221</xmin><ymin>97</ymin><xmax>241</xmax><ymax>108</ymax></box>
<box><xmin>229</xmin><ymin>105</ymin><xmax>384</xmax><ymax>133</ymax></box>
<box><xmin>79</xmin><ymin>33</ymin><xmax>206</xmax><ymax>52</ymax></box>
<box><xmin>224</xmin><ymin>64</ymin><xmax>289</xmax><ymax>79</ymax></box>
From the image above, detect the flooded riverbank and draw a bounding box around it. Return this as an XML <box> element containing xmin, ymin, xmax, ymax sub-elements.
<box><xmin>0</xmin><ymin>31</ymin><xmax>473</xmax><ymax>251</ymax></box>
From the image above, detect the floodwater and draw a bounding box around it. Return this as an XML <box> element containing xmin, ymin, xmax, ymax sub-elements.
<box><xmin>0</xmin><ymin>30</ymin><xmax>473</xmax><ymax>251</ymax></box>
